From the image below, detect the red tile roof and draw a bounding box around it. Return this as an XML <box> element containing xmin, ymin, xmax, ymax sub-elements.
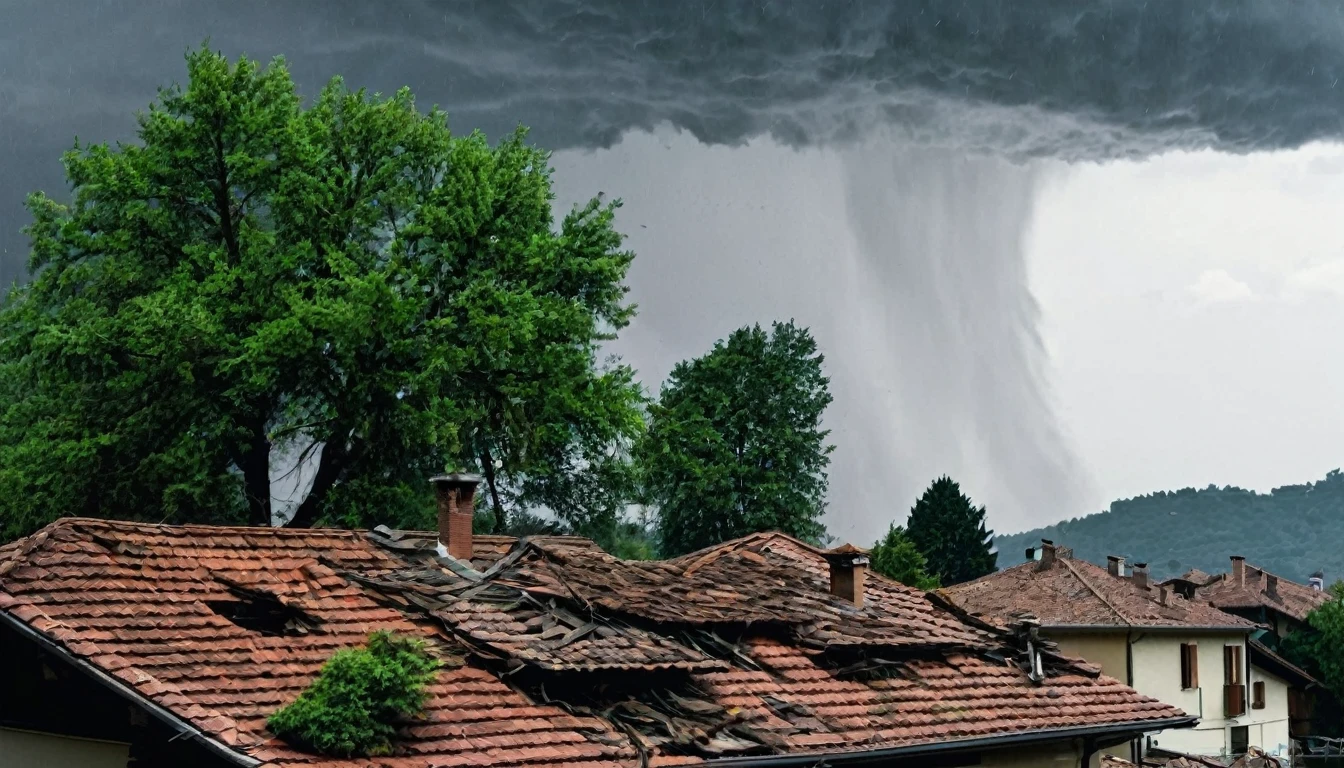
<box><xmin>1190</xmin><ymin>564</ymin><xmax>1331</xmax><ymax>623</ymax></box>
<box><xmin>944</xmin><ymin>551</ymin><xmax>1258</xmax><ymax>631</ymax></box>
<box><xmin>0</xmin><ymin>519</ymin><xmax>1192</xmax><ymax>767</ymax></box>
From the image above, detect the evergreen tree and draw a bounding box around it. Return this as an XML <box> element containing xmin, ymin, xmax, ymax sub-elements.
<box><xmin>640</xmin><ymin>321</ymin><xmax>833</xmax><ymax>556</ymax></box>
<box><xmin>870</xmin><ymin>524</ymin><xmax>940</xmax><ymax>590</ymax></box>
<box><xmin>905</xmin><ymin>476</ymin><xmax>997</xmax><ymax>585</ymax></box>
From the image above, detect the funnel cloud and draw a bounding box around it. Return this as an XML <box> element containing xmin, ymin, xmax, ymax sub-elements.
<box><xmin>2</xmin><ymin>2</ymin><xmax>1341</xmax><ymax>536</ymax></box>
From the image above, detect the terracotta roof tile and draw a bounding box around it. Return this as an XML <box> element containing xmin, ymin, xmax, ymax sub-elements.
<box><xmin>0</xmin><ymin>520</ymin><xmax>1190</xmax><ymax>767</ymax></box>
<box><xmin>1192</xmin><ymin>564</ymin><xmax>1331</xmax><ymax>623</ymax></box>
<box><xmin>944</xmin><ymin>551</ymin><xmax>1257</xmax><ymax>631</ymax></box>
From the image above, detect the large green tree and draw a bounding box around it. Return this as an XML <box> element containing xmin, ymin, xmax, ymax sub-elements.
<box><xmin>905</xmin><ymin>476</ymin><xmax>997</xmax><ymax>586</ymax></box>
<box><xmin>0</xmin><ymin>46</ymin><xmax>643</xmax><ymax>541</ymax></box>
<box><xmin>870</xmin><ymin>524</ymin><xmax>940</xmax><ymax>590</ymax></box>
<box><xmin>1282</xmin><ymin>583</ymin><xmax>1344</xmax><ymax>735</ymax></box>
<box><xmin>640</xmin><ymin>321</ymin><xmax>832</xmax><ymax>556</ymax></box>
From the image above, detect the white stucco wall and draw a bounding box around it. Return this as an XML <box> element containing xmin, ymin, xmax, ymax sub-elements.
<box><xmin>1130</xmin><ymin>633</ymin><xmax>1291</xmax><ymax>759</ymax></box>
<box><xmin>0</xmin><ymin>727</ymin><xmax>129</xmax><ymax>768</ymax></box>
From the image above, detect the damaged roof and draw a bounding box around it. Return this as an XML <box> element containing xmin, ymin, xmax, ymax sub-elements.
<box><xmin>1189</xmin><ymin>564</ymin><xmax>1331</xmax><ymax>624</ymax></box>
<box><xmin>0</xmin><ymin>519</ymin><xmax>1191</xmax><ymax>767</ymax></box>
<box><xmin>943</xmin><ymin>549</ymin><xmax>1258</xmax><ymax>631</ymax></box>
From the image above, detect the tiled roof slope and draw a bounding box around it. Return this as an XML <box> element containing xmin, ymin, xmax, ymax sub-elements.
<box><xmin>1192</xmin><ymin>565</ymin><xmax>1331</xmax><ymax>623</ymax></box>
<box><xmin>944</xmin><ymin>552</ymin><xmax>1258</xmax><ymax>631</ymax></box>
<box><xmin>0</xmin><ymin>519</ymin><xmax>1190</xmax><ymax>767</ymax></box>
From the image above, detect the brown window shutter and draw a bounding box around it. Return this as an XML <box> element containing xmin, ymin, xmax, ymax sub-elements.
<box><xmin>1180</xmin><ymin>644</ymin><xmax>1199</xmax><ymax>689</ymax></box>
<box><xmin>1224</xmin><ymin>645</ymin><xmax>1233</xmax><ymax>684</ymax></box>
<box><xmin>1225</xmin><ymin>682</ymin><xmax>1247</xmax><ymax>717</ymax></box>
<box><xmin>1253</xmin><ymin>681</ymin><xmax>1266</xmax><ymax>710</ymax></box>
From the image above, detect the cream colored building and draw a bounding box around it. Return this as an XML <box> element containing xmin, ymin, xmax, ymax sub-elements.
<box><xmin>947</xmin><ymin>542</ymin><xmax>1294</xmax><ymax>762</ymax></box>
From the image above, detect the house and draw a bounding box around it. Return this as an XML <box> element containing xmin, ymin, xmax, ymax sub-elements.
<box><xmin>1165</xmin><ymin>556</ymin><xmax>1333</xmax><ymax>737</ymax></box>
<box><xmin>943</xmin><ymin>541</ymin><xmax>1291</xmax><ymax>763</ymax></box>
<box><xmin>0</xmin><ymin>476</ymin><xmax>1192</xmax><ymax>768</ymax></box>
<box><xmin>1171</xmin><ymin>557</ymin><xmax>1330</xmax><ymax>644</ymax></box>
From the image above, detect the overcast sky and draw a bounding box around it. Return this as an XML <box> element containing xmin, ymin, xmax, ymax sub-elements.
<box><xmin>2</xmin><ymin>2</ymin><xmax>1341</xmax><ymax>543</ymax></box>
<box><xmin>548</xmin><ymin>133</ymin><xmax>1344</xmax><ymax>542</ymax></box>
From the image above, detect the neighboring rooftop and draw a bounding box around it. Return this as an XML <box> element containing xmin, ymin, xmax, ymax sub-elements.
<box><xmin>1182</xmin><ymin>556</ymin><xmax>1332</xmax><ymax>624</ymax></box>
<box><xmin>944</xmin><ymin>542</ymin><xmax>1259</xmax><ymax>631</ymax></box>
<box><xmin>0</xmin><ymin>518</ymin><xmax>1190</xmax><ymax>768</ymax></box>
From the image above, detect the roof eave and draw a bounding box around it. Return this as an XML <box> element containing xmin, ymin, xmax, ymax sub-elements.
<box><xmin>704</xmin><ymin>716</ymin><xmax>1200</xmax><ymax>767</ymax></box>
<box><xmin>0</xmin><ymin>610</ymin><xmax>261</xmax><ymax>767</ymax></box>
<box><xmin>1040</xmin><ymin>623</ymin><xmax>1256</xmax><ymax>634</ymax></box>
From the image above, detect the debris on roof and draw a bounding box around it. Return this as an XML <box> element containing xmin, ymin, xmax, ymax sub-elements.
<box><xmin>0</xmin><ymin>519</ymin><xmax>1191</xmax><ymax>767</ymax></box>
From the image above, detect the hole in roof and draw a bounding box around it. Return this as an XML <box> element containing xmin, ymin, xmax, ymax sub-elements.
<box><xmin>206</xmin><ymin>581</ymin><xmax>323</xmax><ymax>637</ymax></box>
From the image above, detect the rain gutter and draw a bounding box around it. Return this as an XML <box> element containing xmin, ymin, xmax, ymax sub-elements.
<box><xmin>705</xmin><ymin>717</ymin><xmax>1200</xmax><ymax>767</ymax></box>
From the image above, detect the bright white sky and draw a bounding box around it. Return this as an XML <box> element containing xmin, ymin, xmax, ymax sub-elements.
<box><xmin>1029</xmin><ymin>143</ymin><xmax>1344</xmax><ymax>510</ymax></box>
<box><xmin>551</xmin><ymin>131</ymin><xmax>1344</xmax><ymax>543</ymax></box>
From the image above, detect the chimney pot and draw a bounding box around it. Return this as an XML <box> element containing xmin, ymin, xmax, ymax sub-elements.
<box><xmin>824</xmin><ymin>544</ymin><xmax>870</xmax><ymax>607</ymax></box>
<box><xmin>1037</xmin><ymin>540</ymin><xmax>1057</xmax><ymax>570</ymax></box>
<box><xmin>1231</xmin><ymin>555</ymin><xmax>1246</xmax><ymax>588</ymax></box>
<box><xmin>1107</xmin><ymin>555</ymin><xmax>1126</xmax><ymax>578</ymax></box>
<box><xmin>1132</xmin><ymin>562</ymin><xmax>1149</xmax><ymax>591</ymax></box>
<box><xmin>431</xmin><ymin>473</ymin><xmax>481</xmax><ymax>562</ymax></box>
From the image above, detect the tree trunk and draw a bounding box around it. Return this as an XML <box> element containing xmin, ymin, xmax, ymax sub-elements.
<box><xmin>284</xmin><ymin>439</ymin><xmax>352</xmax><ymax>528</ymax></box>
<box><xmin>233</xmin><ymin>428</ymin><xmax>272</xmax><ymax>527</ymax></box>
<box><xmin>480</xmin><ymin>448</ymin><xmax>507</xmax><ymax>534</ymax></box>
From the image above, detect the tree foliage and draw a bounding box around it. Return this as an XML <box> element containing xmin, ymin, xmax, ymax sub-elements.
<box><xmin>0</xmin><ymin>45</ymin><xmax>643</xmax><ymax>541</ymax></box>
<box><xmin>995</xmin><ymin>469</ymin><xmax>1344</xmax><ymax>581</ymax></box>
<box><xmin>640</xmin><ymin>321</ymin><xmax>833</xmax><ymax>556</ymax></box>
<box><xmin>268</xmin><ymin>631</ymin><xmax>442</xmax><ymax>757</ymax></box>
<box><xmin>905</xmin><ymin>476</ymin><xmax>997</xmax><ymax>586</ymax></box>
<box><xmin>870</xmin><ymin>523</ymin><xmax>940</xmax><ymax>590</ymax></box>
<box><xmin>1281</xmin><ymin>582</ymin><xmax>1344</xmax><ymax>735</ymax></box>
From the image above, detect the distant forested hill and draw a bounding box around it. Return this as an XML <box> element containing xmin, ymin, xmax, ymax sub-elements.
<box><xmin>995</xmin><ymin>469</ymin><xmax>1344</xmax><ymax>582</ymax></box>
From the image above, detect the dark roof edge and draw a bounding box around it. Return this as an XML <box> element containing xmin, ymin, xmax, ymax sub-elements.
<box><xmin>1249</xmin><ymin>639</ymin><xmax>1320</xmax><ymax>688</ymax></box>
<box><xmin>704</xmin><ymin>716</ymin><xmax>1199</xmax><ymax>767</ymax></box>
<box><xmin>1042</xmin><ymin>623</ymin><xmax>1254</xmax><ymax>634</ymax></box>
<box><xmin>0</xmin><ymin>610</ymin><xmax>261</xmax><ymax>767</ymax></box>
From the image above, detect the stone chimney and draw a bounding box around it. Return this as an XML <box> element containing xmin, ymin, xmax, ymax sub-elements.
<box><xmin>823</xmin><ymin>544</ymin><xmax>870</xmax><ymax>607</ymax></box>
<box><xmin>1265</xmin><ymin>573</ymin><xmax>1279</xmax><ymax>599</ymax></box>
<box><xmin>1132</xmin><ymin>562</ymin><xmax>1149</xmax><ymax>591</ymax></box>
<box><xmin>1231</xmin><ymin>555</ymin><xmax>1246</xmax><ymax>588</ymax></box>
<box><xmin>1107</xmin><ymin>555</ymin><xmax>1126</xmax><ymax>578</ymax></box>
<box><xmin>1158</xmin><ymin>585</ymin><xmax>1169</xmax><ymax>606</ymax></box>
<box><xmin>431</xmin><ymin>473</ymin><xmax>481</xmax><ymax>561</ymax></box>
<box><xmin>1037</xmin><ymin>539</ymin><xmax>1057</xmax><ymax>570</ymax></box>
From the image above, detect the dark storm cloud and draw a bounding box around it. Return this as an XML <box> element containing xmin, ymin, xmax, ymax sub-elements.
<box><xmin>2</xmin><ymin>1</ymin><xmax>1340</xmax><ymax>534</ymax></box>
<box><xmin>4</xmin><ymin>1</ymin><xmax>1344</xmax><ymax>276</ymax></box>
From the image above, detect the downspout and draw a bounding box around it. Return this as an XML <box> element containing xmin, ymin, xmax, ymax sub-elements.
<box><xmin>1081</xmin><ymin>736</ymin><xmax>1096</xmax><ymax>767</ymax></box>
<box><xmin>1127</xmin><ymin>630</ymin><xmax>1137</xmax><ymax>764</ymax></box>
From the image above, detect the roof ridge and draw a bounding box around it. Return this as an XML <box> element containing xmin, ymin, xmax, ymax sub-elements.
<box><xmin>1058</xmin><ymin>557</ymin><xmax>1133</xmax><ymax>625</ymax></box>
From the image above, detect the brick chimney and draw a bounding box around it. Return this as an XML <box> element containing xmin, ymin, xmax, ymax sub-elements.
<box><xmin>823</xmin><ymin>544</ymin><xmax>870</xmax><ymax>607</ymax></box>
<box><xmin>1037</xmin><ymin>539</ymin><xmax>1057</xmax><ymax>570</ymax></box>
<box><xmin>1107</xmin><ymin>555</ymin><xmax>1126</xmax><ymax>578</ymax></box>
<box><xmin>431</xmin><ymin>473</ymin><xmax>481</xmax><ymax>561</ymax></box>
<box><xmin>1231</xmin><ymin>555</ymin><xmax>1246</xmax><ymax>588</ymax></box>
<box><xmin>1265</xmin><ymin>573</ymin><xmax>1279</xmax><ymax>599</ymax></box>
<box><xmin>1132</xmin><ymin>562</ymin><xmax>1149</xmax><ymax>591</ymax></box>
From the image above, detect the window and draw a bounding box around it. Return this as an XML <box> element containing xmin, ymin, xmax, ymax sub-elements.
<box><xmin>1223</xmin><ymin>645</ymin><xmax>1243</xmax><ymax>685</ymax></box>
<box><xmin>1224</xmin><ymin>645</ymin><xmax>1247</xmax><ymax>717</ymax></box>
<box><xmin>1252</xmin><ymin>680</ymin><xmax>1266</xmax><ymax>709</ymax></box>
<box><xmin>1180</xmin><ymin>643</ymin><xmax>1199</xmax><ymax>689</ymax></box>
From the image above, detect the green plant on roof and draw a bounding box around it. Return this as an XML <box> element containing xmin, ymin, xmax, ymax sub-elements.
<box><xmin>268</xmin><ymin>631</ymin><xmax>442</xmax><ymax>757</ymax></box>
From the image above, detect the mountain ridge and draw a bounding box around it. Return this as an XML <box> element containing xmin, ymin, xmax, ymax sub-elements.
<box><xmin>994</xmin><ymin>469</ymin><xmax>1344</xmax><ymax>582</ymax></box>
